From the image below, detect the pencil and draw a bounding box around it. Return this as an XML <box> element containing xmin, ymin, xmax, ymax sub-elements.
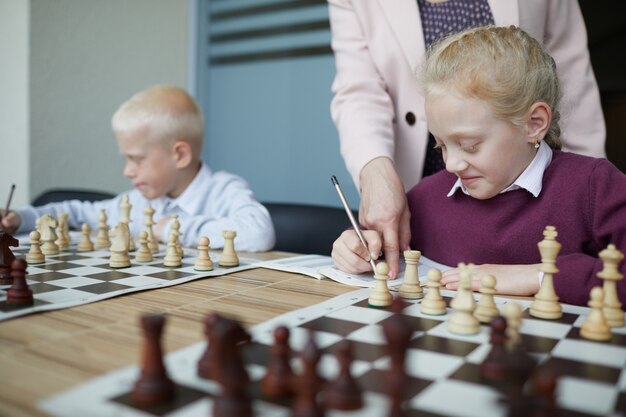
<box><xmin>331</xmin><ymin>175</ymin><xmax>377</xmax><ymax>274</ymax></box>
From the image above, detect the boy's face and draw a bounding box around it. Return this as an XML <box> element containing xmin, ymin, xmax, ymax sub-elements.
<box><xmin>425</xmin><ymin>92</ymin><xmax>536</xmax><ymax>200</ymax></box>
<box><xmin>116</xmin><ymin>129</ymin><xmax>179</xmax><ymax>200</ymax></box>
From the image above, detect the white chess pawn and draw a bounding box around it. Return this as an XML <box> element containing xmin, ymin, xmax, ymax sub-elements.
<box><xmin>163</xmin><ymin>234</ymin><xmax>182</xmax><ymax>267</ymax></box>
<box><xmin>135</xmin><ymin>231</ymin><xmax>153</xmax><ymax>263</ymax></box>
<box><xmin>219</xmin><ymin>230</ymin><xmax>239</xmax><ymax>267</ymax></box>
<box><xmin>580</xmin><ymin>287</ymin><xmax>611</xmax><ymax>342</ymax></box>
<box><xmin>76</xmin><ymin>223</ymin><xmax>94</xmax><ymax>252</ymax></box>
<box><xmin>368</xmin><ymin>262</ymin><xmax>393</xmax><ymax>308</ymax></box>
<box><xmin>503</xmin><ymin>302</ymin><xmax>523</xmax><ymax>347</ymax></box>
<box><xmin>474</xmin><ymin>274</ymin><xmax>499</xmax><ymax>324</ymax></box>
<box><xmin>194</xmin><ymin>236</ymin><xmax>214</xmax><ymax>271</ymax></box>
<box><xmin>26</xmin><ymin>230</ymin><xmax>45</xmax><ymax>264</ymax></box>
<box><xmin>399</xmin><ymin>250</ymin><xmax>423</xmax><ymax>299</ymax></box>
<box><xmin>420</xmin><ymin>268</ymin><xmax>447</xmax><ymax>315</ymax></box>
<box><xmin>95</xmin><ymin>208</ymin><xmax>111</xmax><ymax>250</ymax></box>
<box><xmin>448</xmin><ymin>263</ymin><xmax>480</xmax><ymax>335</ymax></box>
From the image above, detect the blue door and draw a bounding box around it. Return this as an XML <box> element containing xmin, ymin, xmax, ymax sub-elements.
<box><xmin>195</xmin><ymin>0</ymin><xmax>359</xmax><ymax>208</ymax></box>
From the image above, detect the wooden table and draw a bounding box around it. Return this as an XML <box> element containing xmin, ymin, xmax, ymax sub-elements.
<box><xmin>0</xmin><ymin>252</ymin><xmax>354</xmax><ymax>417</ymax></box>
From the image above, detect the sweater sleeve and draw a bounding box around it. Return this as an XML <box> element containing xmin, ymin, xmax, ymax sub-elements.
<box><xmin>553</xmin><ymin>159</ymin><xmax>626</xmax><ymax>306</ymax></box>
<box><xmin>16</xmin><ymin>197</ymin><xmax>120</xmax><ymax>234</ymax></box>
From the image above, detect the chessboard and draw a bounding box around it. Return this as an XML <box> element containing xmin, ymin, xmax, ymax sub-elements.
<box><xmin>0</xmin><ymin>234</ymin><xmax>258</xmax><ymax>321</ymax></box>
<box><xmin>41</xmin><ymin>287</ymin><xmax>626</xmax><ymax>417</ymax></box>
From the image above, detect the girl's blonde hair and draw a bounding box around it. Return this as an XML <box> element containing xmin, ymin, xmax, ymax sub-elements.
<box><xmin>422</xmin><ymin>25</ymin><xmax>562</xmax><ymax>149</ymax></box>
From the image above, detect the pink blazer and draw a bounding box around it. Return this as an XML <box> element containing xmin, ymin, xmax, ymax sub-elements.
<box><xmin>329</xmin><ymin>0</ymin><xmax>606</xmax><ymax>190</ymax></box>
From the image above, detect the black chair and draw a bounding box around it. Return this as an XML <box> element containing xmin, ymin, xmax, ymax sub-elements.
<box><xmin>32</xmin><ymin>188</ymin><xmax>115</xmax><ymax>206</ymax></box>
<box><xmin>263</xmin><ymin>202</ymin><xmax>357</xmax><ymax>255</ymax></box>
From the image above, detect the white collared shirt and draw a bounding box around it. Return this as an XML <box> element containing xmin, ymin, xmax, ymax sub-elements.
<box><xmin>18</xmin><ymin>163</ymin><xmax>275</xmax><ymax>252</ymax></box>
<box><xmin>447</xmin><ymin>141</ymin><xmax>553</xmax><ymax>198</ymax></box>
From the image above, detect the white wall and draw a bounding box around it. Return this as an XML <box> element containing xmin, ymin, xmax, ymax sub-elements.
<box><xmin>0</xmin><ymin>0</ymin><xmax>30</xmax><ymax>208</ymax></box>
<box><xmin>26</xmin><ymin>0</ymin><xmax>189</xmax><ymax>202</ymax></box>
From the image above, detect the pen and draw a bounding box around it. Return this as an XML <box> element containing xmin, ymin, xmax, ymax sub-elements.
<box><xmin>331</xmin><ymin>175</ymin><xmax>377</xmax><ymax>274</ymax></box>
<box><xmin>0</xmin><ymin>184</ymin><xmax>15</xmax><ymax>232</ymax></box>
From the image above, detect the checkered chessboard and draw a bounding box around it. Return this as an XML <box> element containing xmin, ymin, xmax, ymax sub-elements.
<box><xmin>0</xmin><ymin>236</ymin><xmax>257</xmax><ymax>321</ymax></box>
<box><xmin>41</xmin><ymin>288</ymin><xmax>626</xmax><ymax>417</ymax></box>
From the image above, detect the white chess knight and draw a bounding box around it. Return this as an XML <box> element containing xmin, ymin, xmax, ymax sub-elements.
<box><xmin>109</xmin><ymin>222</ymin><xmax>131</xmax><ymax>268</ymax></box>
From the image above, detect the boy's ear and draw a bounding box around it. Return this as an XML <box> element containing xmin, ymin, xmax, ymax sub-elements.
<box><xmin>525</xmin><ymin>102</ymin><xmax>551</xmax><ymax>145</ymax></box>
<box><xmin>172</xmin><ymin>140</ymin><xmax>193</xmax><ymax>169</ymax></box>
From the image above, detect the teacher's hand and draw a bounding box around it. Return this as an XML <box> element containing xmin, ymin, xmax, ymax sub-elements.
<box><xmin>358</xmin><ymin>157</ymin><xmax>411</xmax><ymax>279</ymax></box>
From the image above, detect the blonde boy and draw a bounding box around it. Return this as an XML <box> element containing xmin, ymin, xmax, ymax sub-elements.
<box><xmin>2</xmin><ymin>85</ymin><xmax>275</xmax><ymax>251</ymax></box>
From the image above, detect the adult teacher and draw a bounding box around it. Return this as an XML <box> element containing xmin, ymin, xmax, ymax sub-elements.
<box><xmin>329</xmin><ymin>0</ymin><xmax>606</xmax><ymax>278</ymax></box>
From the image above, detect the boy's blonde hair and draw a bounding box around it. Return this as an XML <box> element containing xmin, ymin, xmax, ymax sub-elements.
<box><xmin>422</xmin><ymin>25</ymin><xmax>562</xmax><ymax>149</ymax></box>
<box><xmin>111</xmin><ymin>85</ymin><xmax>204</xmax><ymax>155</ymax></box>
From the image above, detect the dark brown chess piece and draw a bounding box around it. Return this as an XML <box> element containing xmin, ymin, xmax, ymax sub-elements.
<box><xmin>480</xmin><ymin>316</ymin><xmax>510</xmax><ymax>384</ymax></box>
<box><xmin>325</xmin><ymin>339</ymin><xmax>363</xmax><ymax>410</ymax></box>
<box><xmin>6</xmin><ymin>258</ymin><xmax>33</xmax><ymax>305</ymax></box>
<box><xmin>132</xmin><ymin>314</ymin><xmax>175</xmax><ymax>405</ymax></box>
<box><xmin>292</xmin><ymin>331</ymin><xmax>325</xmax><ymax>417</ymax></box>
<box><xmin>529</xmin><ymin>365</ymin><xmax>559</xmax><ymax>417</ymax></box>
<box><xmin>0</xmin><ymin>232</ymin><xmax>18</xmax><ymax>284</ymax></box>
<box><xmin>212</xmin><ymin>317</ymin><xmax>252</xmax><ymax>417</ymax></box>
<box><xmin>382</xmin><ymin>297</ymin><xmax>413</xmax><ymax>417</ymax></box>
<box><xmin>261</xmin><ymin>325</ymin><xmax>294</xmax><ymax>399</ymax></box>
<box><xmin>197</xmin><ymin>312</ymin><xmax>221</xmax><ymax>380</ymax></box>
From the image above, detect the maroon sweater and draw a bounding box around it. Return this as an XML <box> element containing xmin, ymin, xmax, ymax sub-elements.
<box><xmin>408</xmin><ymin>151</ymin><xmax>626</xmax><ymax>306</ymax></box>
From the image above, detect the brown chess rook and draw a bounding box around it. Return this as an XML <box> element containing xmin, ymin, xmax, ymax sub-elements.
<box><xmin>132</xmin><ymin>314</ymin><xmax>175</xmax><ymax>405</ymax></box>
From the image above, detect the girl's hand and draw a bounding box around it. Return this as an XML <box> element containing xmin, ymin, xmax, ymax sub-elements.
<box><xmin>332</xmin><ymin>229</ymin><xmax>383</xmax><ymax>275</ymax></box>
<box><xmin>441</xmin><ymin>264</ymin><xmax>541</xmax><ymax>296</ymax></box>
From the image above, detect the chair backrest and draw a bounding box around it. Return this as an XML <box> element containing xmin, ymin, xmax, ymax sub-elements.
<box><xmin>32</xmin><ymin>188</ymin><xmax>115</xmax><ymax>206</ymax></box>
<box><xmin>263</xmin><ymin>202</ymin><xmax>356</xmax><ymax>255</ymax></box>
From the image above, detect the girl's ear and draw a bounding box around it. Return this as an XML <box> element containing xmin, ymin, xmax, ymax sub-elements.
<box><xmin>172</xmin><ymin>140</ymin><xmax>193</xmax><ymax>169</ymax></box>
<box><xmin>526</xmin><ymin>102</ymin><xmax>552</xmax><ymax>146</ymax></box>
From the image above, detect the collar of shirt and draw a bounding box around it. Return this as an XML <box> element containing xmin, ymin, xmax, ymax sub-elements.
<box><xmin>446</xmin><ymin>141</ymin><xmax>553</xmax><ymax>198</ymax></box>
<box><xmin>154</xmin><ymin>163</ymin><xmax>212</xmax><ymax>214</ymax></box>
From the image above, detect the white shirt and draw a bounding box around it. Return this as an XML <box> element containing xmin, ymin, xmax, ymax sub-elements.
<box><xmin>447</xmin><ymin>141</ymin><xmax>553</xmax><ymax>198</ymax></box>
<box><xmin>18</xmin><ymin>163</ymin><xmax>276</xmax><ymax>252</ymax></box>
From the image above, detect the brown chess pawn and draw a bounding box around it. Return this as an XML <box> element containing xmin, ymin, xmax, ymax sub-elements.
<box><xmin>261</xmin><ymin>326</ymin><xmax>294</xmax><ymax>399</ymax></box>
<box><xmin>325</xmin><ymin>340</ymin><xmax>363</xmax><ymax>411</ymax></box>
<box><xmin>197</xmin><ymin>313</ymin><xmax>221</xmax><ymax>380</ymax></box>
<box><xmin>480</xmin><ymin>316</ymin><xmax>510</xmax><ymax>384</ymax></box>
<box><xmin>132</xmin><ymin>314</ymin><xmax>175</xmax><ymax>405</ymax></box>
<box><xmin>6</xmin><ymin>259</ymin><xmax>33</xmax><ymax>306</ymax></box>
<box><xmin>292</xmin><ymin>331</ymin><xmax>324</xmax><ymax>417</ymax></box>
